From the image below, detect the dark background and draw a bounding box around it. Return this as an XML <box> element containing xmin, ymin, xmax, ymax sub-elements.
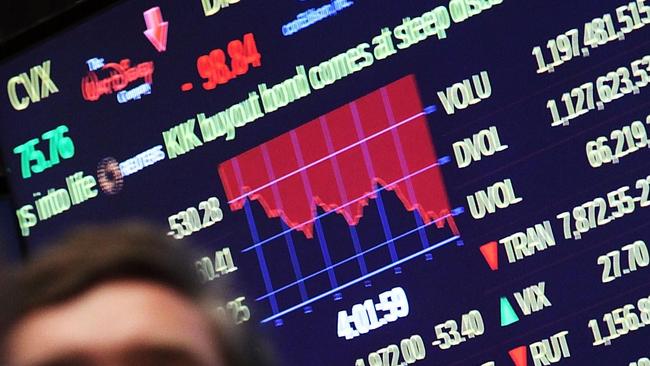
<box><xmin>2</xmin><ymin>1</ymin><xmax>650</xmax><ymax>365</ymax></box>
<box><xmin>0</xmin><ymin>0</ymin><xmax>79</xmax><ymax>44</ymax></box>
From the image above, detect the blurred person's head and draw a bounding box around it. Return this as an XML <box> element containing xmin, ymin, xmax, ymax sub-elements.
<box><xmin>0</xmin><ymin>222</ymin><xmax>271</xmax><ymax>366</ymax></box>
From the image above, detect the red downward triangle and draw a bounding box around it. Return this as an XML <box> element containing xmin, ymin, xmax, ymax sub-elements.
<box><xmin>508</xmin><ymin>346</ymin><xmax>527</xmax><ymax>366</ymax></box>
<box><xmin>480</xmin><ymin>241</ymin><xmax>499</xmax><ymax>271</ymax></box>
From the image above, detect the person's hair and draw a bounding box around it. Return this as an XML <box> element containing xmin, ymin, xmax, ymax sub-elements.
<box><xmin>0</xmin><ymin>222</ymin><xmax>273</xmax><ymax>366</ymax></box>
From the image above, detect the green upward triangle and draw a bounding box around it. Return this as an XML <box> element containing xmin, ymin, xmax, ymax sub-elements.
<box><xmin>500</xmin><ymin>297</ymin><xmax>519</xmax><ymax>327</ymax></box>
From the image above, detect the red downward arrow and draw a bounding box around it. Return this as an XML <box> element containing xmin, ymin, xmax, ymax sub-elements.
<box><xmin>143</xmin><ymin>7</ymin><xmax>168</xmax><ymax>52</ymax></box>
<box><xmin>508</xmin><ymin>346</ymin><xmax>528</xmax><ymax>366</ymax></box>
<box><xmin>480</xmin><ymin>241</ymin><xmax>499</xmax><ymax>271</ymax></box>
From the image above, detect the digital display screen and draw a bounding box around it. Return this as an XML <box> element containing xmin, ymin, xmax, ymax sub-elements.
<box><xmin>2</xmin><ymin>1</ymin><xmax>650</xmax><ymax>365</ymax></box>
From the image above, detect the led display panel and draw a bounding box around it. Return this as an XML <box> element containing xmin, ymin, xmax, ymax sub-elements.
<box><xmin>2</xmin><ymin>1</ymin><xmax>650</xmax><ymax>365</ymax></box>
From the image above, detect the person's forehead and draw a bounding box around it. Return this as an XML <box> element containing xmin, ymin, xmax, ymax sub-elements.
<box><xmin>6</xmin><ymin>280</ymin><xmax>220</xmax><ymax>366</ymax></box>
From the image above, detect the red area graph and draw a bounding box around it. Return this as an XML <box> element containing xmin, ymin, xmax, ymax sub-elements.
<box><xmin>218</xmin><ymin>75</ymin><xmax>458</xmax><ymax>238</ymax></box>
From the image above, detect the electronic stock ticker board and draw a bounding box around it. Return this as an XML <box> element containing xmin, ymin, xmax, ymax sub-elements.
<box><xmin>2</xmin><ymin>1</ymin><xmax>650</xmax><ymax>365</ymax></box>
